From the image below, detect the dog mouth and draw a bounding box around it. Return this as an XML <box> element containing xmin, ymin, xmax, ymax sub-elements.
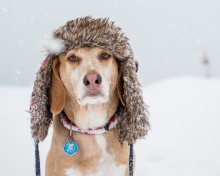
<box><xmin>82</xmin><ymin>90</ymin><xmax>104</xmax><ymax>99</ymax></box>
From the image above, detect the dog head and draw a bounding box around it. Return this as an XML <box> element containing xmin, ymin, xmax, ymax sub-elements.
<box><xmin>30</xmin><ymin>16</ymin><xmax>149</xmax><ymax>144</ymax></box>
<box><xmin>53</xmin><ymin>47</ymin><xmax>118</xmax><ymax>107</ymax></box>
<box><xmin>63</xmin><ymin>48</ymin><xmax>117</xmax><ymax>106</ymax></box>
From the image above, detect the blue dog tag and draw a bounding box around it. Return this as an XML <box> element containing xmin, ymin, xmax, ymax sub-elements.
<box><xmin>63</xmin><ymin>141</ymin><xmax>78</xmax><ymax>155</ymax></box>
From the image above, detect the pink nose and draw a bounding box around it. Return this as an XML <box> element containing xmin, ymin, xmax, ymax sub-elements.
<box><xmin>83</xmin><ymin>73</ymin><xmax>102</xmax><ymax>90</ymax></box>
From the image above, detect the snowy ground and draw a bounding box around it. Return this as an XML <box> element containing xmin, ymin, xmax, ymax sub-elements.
<box><xmin>0</xmin><ymin>76</ymin><xmax>219</xmax><ymax>176</ymax></box>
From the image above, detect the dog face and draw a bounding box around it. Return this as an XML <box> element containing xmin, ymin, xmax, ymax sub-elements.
<box><xmin>58</xmin><ymin>47</ymin><xmax>119</xmax><ymax>106</ymax></box>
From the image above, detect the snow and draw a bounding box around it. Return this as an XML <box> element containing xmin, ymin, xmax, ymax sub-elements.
<box><xmin>43</xmin><ymin>33</ymin><xmax>66</xmax><ymax>55</ymax></box>
<box><xmin>1</xmin><ymin>6</ymin><xmax>8</xmax><ymax>13</ymax></box>
<box><xmin>135</xmin><ymin>76</ymin><xmax>220</xmax><ymax>176</ymax></box>
<box><xmin>0</xmin><ymin>76</ymin><xmax>219</xmax><ymax>176</ymax></box>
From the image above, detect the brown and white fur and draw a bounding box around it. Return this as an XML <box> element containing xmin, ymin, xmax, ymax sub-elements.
<box><xmin>46</xmin><ymin>47</ymin><xmax>131</xmax><ymax>176</ymax></box>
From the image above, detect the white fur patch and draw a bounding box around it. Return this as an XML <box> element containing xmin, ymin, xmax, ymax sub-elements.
<box><xmin>65</xmin><ymin>168</ymin><xmax>85</xmax><ymax>176</ymax></box>
<box><xmin>43</xmin><ymin>33</ymin><xmax>66</xmax><ymax>54</ymax></box>
<box><xmin>95</xmin><ymin>135</ymin><xmax>127</xmax><ymax>176</ymax></box>
<box><xmin>87</xmin><ymin>104</ymin><xmax>107</xmax><ymax>128</ymax></box>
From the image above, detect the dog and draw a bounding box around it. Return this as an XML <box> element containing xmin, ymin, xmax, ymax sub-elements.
<box><xmin>30</xmin><ymin>16</ymin><xmax>149</xmax><ymax>176</ymax></box>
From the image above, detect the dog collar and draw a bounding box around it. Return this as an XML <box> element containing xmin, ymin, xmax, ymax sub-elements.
<box><xmin>60</xmin><ymin>111</ymin><xmax>118</xmax><ymax>135</ymax></box>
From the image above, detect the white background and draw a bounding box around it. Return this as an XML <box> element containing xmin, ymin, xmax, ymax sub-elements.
<box><xmin>0</xmin><ymin>0</ymin><xmax>220</xmax><ymax>85</ymax></box>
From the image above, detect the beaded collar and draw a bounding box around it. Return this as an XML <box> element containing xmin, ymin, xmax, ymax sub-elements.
<box><xmin>60</xmin><ymin>111</ymin><xmax>118</xmax><ymax>135</ymax></box>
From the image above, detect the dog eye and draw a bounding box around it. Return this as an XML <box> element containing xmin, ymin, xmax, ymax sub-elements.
<box><xmin>68</xmin><ymin>56</ymin><xmax>79</xmax><ymax>62</ymax></box>
<box><xmin>101</xmin><ymin>53</ymin><xmax>110</xmax><ymax>60</ymax></box>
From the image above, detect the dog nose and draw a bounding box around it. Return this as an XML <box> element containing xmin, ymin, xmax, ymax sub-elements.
<box><xmin>83</xmin><ymin>73</ymin><xmax>102</xmax><ymax>89</ymax></box>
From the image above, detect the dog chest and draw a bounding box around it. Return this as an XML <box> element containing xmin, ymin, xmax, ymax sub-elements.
<box><xmin>64</xmin><ymin>135</ymin><xmax>127</xmax><ymax>176</ymax></box>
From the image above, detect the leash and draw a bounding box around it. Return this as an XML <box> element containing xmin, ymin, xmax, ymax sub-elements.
<box><xmin>35</xmin><ymin>144</ymin><xmax>41</xmax><ymax>176</ymax></box>
<box><xmin>129</xmin><ymin>143</ymin><xmax>134</xmax><ymax>176</ymax></box>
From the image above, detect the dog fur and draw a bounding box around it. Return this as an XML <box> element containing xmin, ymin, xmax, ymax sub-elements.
<box><xmin>30</xmin><ymin>16</ymin><xmax>149</xmax><ymax>176</ymax></box>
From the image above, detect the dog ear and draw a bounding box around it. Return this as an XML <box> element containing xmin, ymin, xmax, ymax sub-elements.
<box><xmin>117</xmin><ymin>59</ymin><xmax>150</xmax><ymax>145</ymax></box>
<box><xmin>49</xmin><ymin>57</ymin><xmax>66</xmax><ymax>114</ymax></box>
<box><xmin>117</xmin><ymin>70</ymin><xmax>125</xmax><ymax>106</ymax></box>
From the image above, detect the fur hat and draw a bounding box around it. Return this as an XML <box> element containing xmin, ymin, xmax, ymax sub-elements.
<box><xmin>30</xmin><ymin>16</ymin><xmax>149</xmax><ymax>144</ymax></box>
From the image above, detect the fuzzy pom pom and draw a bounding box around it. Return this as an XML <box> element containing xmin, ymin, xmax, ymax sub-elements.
<box><xmin>43</xmin><ymin>33</ymin><xmax>66</xmax><ymax>55</ymax></box>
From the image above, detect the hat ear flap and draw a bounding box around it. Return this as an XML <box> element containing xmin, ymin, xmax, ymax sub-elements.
<box><xmin>117</xmin><ymin>59</ymin><xmax>150</xmax><ymax>144</ymax></box>
<box><xmin>117</xmin><ymin>70</ymin><xmax>125</xmax><ymax>106</ymax></box>
<box><xmin>30</xmin><ymin>55</ymin><xmax>54</xmax><ymax>143</ymax></box>
<box><xmin>49</xmin><ymin>57</ymin><xmax>66</xmax><ymax>114</ymax></box>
